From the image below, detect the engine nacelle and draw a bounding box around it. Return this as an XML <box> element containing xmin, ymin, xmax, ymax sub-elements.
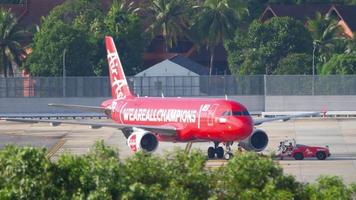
<box><xmin>127</xmin><ymin>130</ymin><xmax>158</xmax><ymax>152</ymax></box>
<box><xmin>239</xmin><ymin>129</ymin><xmax>269</xmax><ymax>152</ymax></box>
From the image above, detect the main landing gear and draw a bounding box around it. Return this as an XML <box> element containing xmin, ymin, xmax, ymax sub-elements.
<box><xmin>207</xmin><ymin>141</ymin><xmax>233</xmax><ymax>160</ymax></box>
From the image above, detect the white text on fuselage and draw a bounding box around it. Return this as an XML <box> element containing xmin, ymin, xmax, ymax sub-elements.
<box><xmin>122</xmin><ymin>108</ymin><xmax>197</xmax><ymax>124</ymax></box>
<box><xmin>107</xmin><ymin>50</ymin><xmax>126</xmax><ymax>99</ymax></box>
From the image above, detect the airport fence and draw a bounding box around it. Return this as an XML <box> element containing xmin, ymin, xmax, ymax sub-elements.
<box><xmin>1</xmin><ymin>75</ymin><xmax>356</xmax><ymax>98</ymax></box>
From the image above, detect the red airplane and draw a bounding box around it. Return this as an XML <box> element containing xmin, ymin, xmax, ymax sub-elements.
<box><xmin>4</xmin><ymin>36</ymin><xmax>323</xmax><ymax>159</ymax></box>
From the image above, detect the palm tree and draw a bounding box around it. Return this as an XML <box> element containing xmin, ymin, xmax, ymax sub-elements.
<box><xmin>145</xmin><ymin>0</ymin><xmax>191</xmax><ymax>52</ymax></box>
<box><xmin>190</xmin><ymin>0</ymin><xmax>247</xmax><ymax>75</ymax></box>
<box><xmin>0</xmin><ymin>9</ymin><xmax>27</xmax><ymax>77</ymax></box>
<box><xmin>307</xmin><ymin>12</ymin><xmax>347</xmax><ymax>65</ymax></box>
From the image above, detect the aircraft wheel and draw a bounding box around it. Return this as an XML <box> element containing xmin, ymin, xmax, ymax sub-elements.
<box><xmin>294</xmin><ymin>153</ymin><xmax>304</xmax><ymax>160</ymax></box>
<box><xmin>316</xmin><ymin>151</ymin><xmax>326</xmax><ymax>160</ymax></box>
<box><xmin>208</xmin><ymin>147</ymin><xmax>215</xmax><ymax>159</ymax></box>
<box><xmin>224</xmin><ymin>152</ymin><xmax>233</xmax><ymax>160</ymax></box>
<box><xmin>216</xmin><ymin>147</ymin><xmax>224</xmax><ymax>159</ymax></box>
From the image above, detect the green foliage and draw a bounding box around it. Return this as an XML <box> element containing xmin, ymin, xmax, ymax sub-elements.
<box><xmin>307</xmin><ymin>12</ymin><xmax>347</xmax><ymax>68</ymax></box>
<box><xmin>0</xmin><ymin>9</ymin><xmax>28</xmax><ymax>77</ymax></box>
<box><xmin>191</xmin><ymin>0</ymin><xmax>248</xmax><ymax>75</ymax></box>
<box><xmin>275</xmin><ymin>53</ymin><xmax>312</xmax><ymax>74</ymax></box>
<box><xmin>226</xmin><ymin>17</ymin><xmax>313</xmax><ymax>75</ymax></box>
<box><xmin>0</xmin><ymin>146</ymin><xmax>54</xmax><ymax>199</ymax></box>
<box><xmin>321</xmin><ymin>53</ymin><xmax>356</xmax><ymax>74</ymax></box>
<box><xmin>52</xmin><ymin>141</ymin><xmax>124</xmax><ymax>199</ymax></box>
<box><xmin>0</xmin><ymin>143</ymin><xmax>356</xmax><ymax>199</ymax></box>
<box><xmin>104</xmin><ymin>1</ymin><xmax>146</xmax><ymax>76</ymax></box>
<box><xmin>268</xmin><ymin>0</ymin><xmax>354</xmax><ymax>4</ymax></box>
<box><xmin>305</xmin><ymin>176</ymin><xmax>355</xmax><ymax>200</ymax></box>
<box><xmin>123</xmin><ymin>150</ymin><xmax>212</xmax><ymax>199</ymax></box>
<box><xmin>25</xmin><ymin>0</ymin><xmax>102</xmax><ymax>76</ymax></box>
<box><xmin>145</xmin><ymin>0</ymin><xmax>191</xmax><ymax>50</ymax></box>
<box><xmin>26</xmin><ymin>20</ymin><xmax>95</xmax><ymax>76</ymax></box>
<box><xmin>0</xmin><ymin>0</ymin><xmax>25</xmax><ymax>4</ymax></box>
<box><xmin>212</xmin><ymin>152</ymin><xmax>304</xmax><ymax>199</ymax></box>
<box><xmin>25</xmin><ymin>0</ymin><xmax>145</xmax><ymax>76</ymax></box>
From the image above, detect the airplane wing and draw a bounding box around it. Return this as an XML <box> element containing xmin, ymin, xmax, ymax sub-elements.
<box><xmin>253</xmin><ymin>111</ymin><xmax>323</xmax><ymax>126</ymax></box>
<box><xmin>48</xmin><ymin>103</ymin><xmax>110</xmax><ymax>113</ymax></box>
<box><xmin>3</xmin><ymin>118</ymin><xmax>177</xmax><ymax>136</ymax></box>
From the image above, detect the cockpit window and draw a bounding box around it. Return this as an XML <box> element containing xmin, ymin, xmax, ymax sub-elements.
<box><xmin>221</xmin><ymin>110</ymin><xmax>250</xmax><ymax>116</ymax></box>
<box><xmin>221</xmin><ymin>111</ymin><xmax>232</xmax><ymax>116</ymax></box>
<box><xmin>232</xmin><ymin>111</ymin><xmax>242</xmax><ymax>116</ymax></box>
<box><xmin>243</xmin><ymin>110</ymin><xmax>250</xmax><ymax>116</ymax></box>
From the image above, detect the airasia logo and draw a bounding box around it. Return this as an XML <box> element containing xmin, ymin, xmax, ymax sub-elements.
<box><xmin>107</xmin><ymin>50</ymin><xmax>127</xmax><ymax>99</ymax></box>
<box><xmin>128</xmin><ymin>134</ymin><xmax>137</xmax><ymax>152</ymax></box>
<box><xmin>305</xmin><ymin>148</ymin><xmax>312</xmax><ymax>155</ymax></box>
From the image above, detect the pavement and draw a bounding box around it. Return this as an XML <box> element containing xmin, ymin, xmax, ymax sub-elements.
<box><xmin>1</xmin><ymin>118</ymin><xmax>356</xmax><ymax>183</ymax></box>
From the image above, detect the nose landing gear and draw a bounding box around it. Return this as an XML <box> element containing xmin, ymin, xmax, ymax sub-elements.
<box><xmin>224</xmin><ymin>142</ymin><xmax>233</xmax><ymax>160</ymax></box>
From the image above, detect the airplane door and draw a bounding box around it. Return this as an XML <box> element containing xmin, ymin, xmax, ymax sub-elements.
<box><xmin>207</xmin><ymin>104</ymin><xmax>219</xmax><ymax>126</ymax></box>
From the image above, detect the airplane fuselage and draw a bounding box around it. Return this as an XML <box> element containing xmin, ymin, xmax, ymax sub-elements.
<box><xmin>102</xmin><ymin>97</ymin><xmax>254</xmax><ymax>142</ymax></box>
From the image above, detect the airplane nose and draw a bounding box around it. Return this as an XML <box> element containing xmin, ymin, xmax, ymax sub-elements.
<box><xmin>238</xmin><ymin>117</ymin><xmax>253</xmax><ymax>139</ymax></box>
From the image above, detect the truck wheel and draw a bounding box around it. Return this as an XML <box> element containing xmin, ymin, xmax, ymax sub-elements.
<box><xmin>294</xmin><ymin>153</ymin><xmax>304</xmax><ymax>160</ymax></box>
<box><xmin>316</xmin><ymin>151</ymin><xmax>326</xmax><ymax>160</ymax></box>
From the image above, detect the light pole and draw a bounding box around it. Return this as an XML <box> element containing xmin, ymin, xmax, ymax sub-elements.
<box><xmin>63</xmin><ymin>49</ymin><xmax>67</xmax><ymax>97</ymax></box>
<box><xmin>312</xmin><ymin>41</ymin><xmax>317</xmax><ymax>76</ymax></box>
<box><xmin>312</xmin><ymin>42</ymin><xmax>317</xmax><ymax>95</ymax></box>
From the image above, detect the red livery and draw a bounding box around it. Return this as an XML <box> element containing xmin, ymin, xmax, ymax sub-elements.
<box><xmin>3</xmin><ymin>36</ymin><xmax>324</xmax><ymax>160</ymax></box>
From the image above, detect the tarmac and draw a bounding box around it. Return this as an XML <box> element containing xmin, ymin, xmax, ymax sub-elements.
<box><xmin>1</xmin><ymin>118</ymin><xmax>356</xmax><ymax>184</ymax></box>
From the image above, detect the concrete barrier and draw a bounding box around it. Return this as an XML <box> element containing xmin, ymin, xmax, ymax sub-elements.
<box><xmin>0</xmin><ymin>97</ymin><xmax>109</xmax><ymax>113</ymax></box>
<box><xmin>1</xmin><ymin>95</ymin><xmax>356</xmax><ymax>114</ymax></box>
<box><xmin>266</xmin><ymin>96</ymin><xmax>356</xmax><ymax>111</ymax></box>
<box><xmin>0</xmin><ymin>96</ymin><xmax>265</xmax><ymax>114</ymax></box>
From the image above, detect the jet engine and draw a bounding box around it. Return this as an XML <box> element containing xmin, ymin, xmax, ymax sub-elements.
<box><xmin>127</xmin><ymin>130</ymin><xmax>158</xmax><ymax>152</ymax></box>
<box><xmin>239</xmin><ymin>129</ymin><xmax>269</xmax><ymax>152</ymax></box>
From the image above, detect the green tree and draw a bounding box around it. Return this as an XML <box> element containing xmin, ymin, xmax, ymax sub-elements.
<box><xmin>307</xmin><ymin>12</ymin><xmax>346</xmax><ymax>68</ymax></box>
<box><xmin>122</xmin><ymin>150</ymin><xmax>212</xmax><ymax>199</ymax></box>
<box><xmin>25</xmin><ymin>20</ymin><xmax>95</xmax><ymax>76</ymax></box>
<box><xmin>52</xmin><ymin>141</ymin><xmax>125</xmax><ymax>199</ymax></box>
<box><xmin>305</xmin><ymin>176</ymin><xmax>355</xmax><ymax>200</ymax></box>
<box><xmin>226</xmin><ymin>17</ymin><xmax>313</xmax><ymax>75</ymax></box>
<box><xmin>0</xmin><ymin>146</ymin><xmax>54</xmax><ymax>199</ymax></box>
<box><xmin>212</xmin><ymin>152</ymin><xmax>306</xmax><ymax>199</ymax></box>
<box><xmin>25</xmin><ymin>0</ymin><xmax>105</xmax><ymax>76</ymax></box>
<box><xmin>275</xmin><ymin>53</ymin><xmax>312</xmax><ymax>74</ymax></box>
<box><xmin>145</xmin><ymin>0</ymin><xmax>191</xmax><ymax>52</ymax></box>
<box><xmin>2</xmin><ymin>142</ymin><xmax>356</xmax><ymax>199</ymax></box>
<box><xmin>104</xmin><ymin>1</ymin><xmax>146</xmax><ymax>76</ymax></box>
<box><xmin>321</xmin><ymin>53</ymin><xmax>356</xmax><ymax>74</ymax></box>
<box><xmin>46</xmin><ymin>0</ymin><xmax>103</xmax><ymax>26</ymax></box>
<box><xmin>344</xmin><ymin>37</ymin><xmax>356</xmax><ymax>55</ymax></box>
<box><xmin>26</xmin><ymin>0</ymin><xmax>146</xmax><ymax>76</ymax></box>
<box><xmin>0</xmin><ymin>9</ymin><xmax>28</xmax><ymax>77</ymax></box>
<box><xmin>191</xmin><ymin>0</ymin><xmax>247</xmax><ymax>75</ymax></box>
<box><xmin>0</xmin><ymin>0</ymin><xmax>26</xmax><ymax>4</ymax></box>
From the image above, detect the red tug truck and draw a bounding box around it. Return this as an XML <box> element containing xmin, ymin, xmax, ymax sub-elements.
<box><xmin>277</xmin><ymin>139</ymin><xmax>331</xmax><ymax>160</ymax></box>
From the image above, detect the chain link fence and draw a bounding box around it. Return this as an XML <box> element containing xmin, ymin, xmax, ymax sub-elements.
<box><xmin>1</xmin><ymin>75</ymin><xmax>356</xmax><ymax>98</ymax></box>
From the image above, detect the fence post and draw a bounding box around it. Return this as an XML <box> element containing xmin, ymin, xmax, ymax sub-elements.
<box><xmin>5</xmin><ymin>78</ymin><xmax>8</xmax><ymax>97</ymax></box>
<box><xmin>312</xmin><ymin>75</ymin><xmax>315</xmax><ymax>96</ymax></box>
<box><xmin>223</xmin><ymin>76</ymin><xmax>226</xmax><ymax>95</ymax></box>
<box><xmin>264</xmin><ymin>75</ymin><xmax>267</xmax><ymax>112</ymax></box>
